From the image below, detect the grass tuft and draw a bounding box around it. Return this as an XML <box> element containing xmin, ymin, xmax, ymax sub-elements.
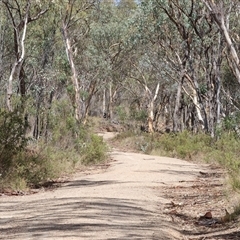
<box><xmin>114</xmin><ymin>130</ymin><xmax>240</xmax><ymax>192</ymax></box>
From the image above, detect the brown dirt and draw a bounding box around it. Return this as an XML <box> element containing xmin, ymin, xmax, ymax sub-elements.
<box><xmin>0</xmin><ymin>132</ymin><xmax>239</xmax><ymax>239</ymax></box>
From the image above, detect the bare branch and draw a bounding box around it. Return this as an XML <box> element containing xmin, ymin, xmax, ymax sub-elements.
<box><xmin>28</xmin><ymin>8</ymin><xmax>48</xmax><ymax>22</ymax></box>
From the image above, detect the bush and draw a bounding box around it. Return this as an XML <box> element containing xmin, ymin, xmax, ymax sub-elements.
<box><xmin>115</xmin><ymin>105</ymin><xmax>128</xmax><ymax>123</ymax></box>
<box><xmin>153</xmin><ymin>132</ymin><xmax>240</xmax><ymax>191</ymax></box>
<box><xmin>81</xmin><ymin>134</ymin><xmax>108</xmax><ymax>165</ymax></box>
<box><xmin>0</xmin><ymin>150</ymin><xmax>50</xmax><ymax>190</ymax></box>
<box><xmin>114</xmin><ymin>130</ymin><xmax>240</xmax><ymax>191</ymax></box>
<box><xmin>0</xmin><ymin>101</ymin><xmax>109</xmax><ymax>192</ymax></box>
<box><xmin>0</xmin><ymin>110</ymin><xmax>28</xmax><ymax>175</ymax></box>
<box><xmin>149</xmin><ymin>131</ymin><xmax>212</xmax><ymax>160</ymax></box>
<box><xmin>47</xmin><ymin>100</ymin><xmax>109</xmax><ymax>166</ymax></box>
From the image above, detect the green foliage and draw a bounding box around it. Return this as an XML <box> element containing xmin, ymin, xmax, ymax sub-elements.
<box><xmin>0</xmin><ymin>144</ymin><xmax>77</xmax><ymax>191</ymax></box>
<box><xmin>149</xmin><ymin>131</ymin><xmax>240</xmax><ymax>182</ymax></box>
<box><xmin>0</xmin><ymin>110</ymin><xmax>28</xmax><ymax>174</ymax></box>
<box><xmin>153</xmin><ymin>131</ymin><xmax>212</xmax><ymax>160</ymax></box>
<box><xmin>1</xmin><ymin>126</ymin><xmax>108</xmax><ymax>191</ymax></box>
<box><xmin>114</xmin><ymin>129</ymin><xmax>136</xmax><ymax>140</ymax></box>
<box><xmin>116</xmin><ymin>130</ymin><xmax>240</xmax><ymax>190</ymax></box>
<box><xmin>215</xmin><ymin>113</ymin><xmax>240</xmax><ymax>139</ymax></box>
<box><xmin>206</xmin><ymin>133</ymin><xmax>240</xmax><ymax>172</ymax></box>
<box><xmin>81</xmin><ymin>134</ymin><xmax>108</xmax><ymax>165</ymax></box>
<box><xmin>0</xmin><ymin>99</ymin><xmax>108</xmax><ymax>191</ymax></box>
<box><xmin>131</xmin><ymin>109</ymin><xmax>148</xmax><ymax>122</ymax></box>
<box><xmin>117</xmin><ymin>127</ymin><xmax>240</xmax><ymax>194</ymax></box>
<box><xmin>136</xmin><ymin>140</ymin><xmax>150</xmax><ymax>153</ymax></box>
<box><xmin>47</xmin><ymin>99</ymin><xmax>108</xmax><ymax>165</ymax></box>
<box><xmin>116</xmin><ymin>105</ymin><xmax>128</xmax><ymax>122</ymax></box>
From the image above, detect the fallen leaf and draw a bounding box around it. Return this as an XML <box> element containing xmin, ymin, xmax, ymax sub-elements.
<box><xmin>199</xmin><ymin>211</ymin><xmax>212</xmax><ymax>220</ymax></box>
<box><xmin>203</xmin><ymin>211</ymin><xmax>212</xmax><ymax>219</ymax></box>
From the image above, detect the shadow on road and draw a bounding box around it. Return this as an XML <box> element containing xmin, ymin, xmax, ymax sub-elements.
<box><xmin>0</xmin><ymin>179</ymin><xmax>178</xmax><ymax>240</ymax></box>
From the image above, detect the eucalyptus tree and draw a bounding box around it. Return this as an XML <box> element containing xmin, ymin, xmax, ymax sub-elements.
<box><xmin>0</xmin><ymin>5</ymin><xmax>9</xmax><ymax>106</ymax></box>
<box><xmin>122</xmin><ymin>0</ymin><xmax>239</xmax><ymax>136</ymax></box>
<box><xmin>201</xmin><ymin>0</ymin><xmax>240</xmax><ymax>135</ymax></box>
<box><xmin>1</xmin><ymin>0</ymin><xmax>49</xmax><ymax>112</ymax></box>
<box><xmin>59</xmin><ymin>0</ymin><xmax>96</xmax><ymax>123</ymax></box>
<box><xmin>93</xmin><ymin>1</ymin><xmax>168</xmax><ymax>132</ymax></box>
<box><xmin>111</xmin><ymin>1</ymin><xmax>194</xmax><ymax>133</ymax></box>
<box><xmin>202</xmin><ymin>0</ymin><xmax>240</xmax><ymax>84</ymax></box>
<box><xmin>131</xmin><ymin>0</ymin><xmax>235</xmax><ymax>136</ymax></box>
<box><xmin>25</xmin><ymin>2</ymin><xmax>65</xmax><ymax>140</ymax></box>
<box><xmin>85</xmin><ymin>0</ymin><xmax>135</xmax><ymax>120</ymax></box>
<box><xmin>156</xmin><ymin>0</ymin><xmax>240</xmax><ymax>136</ymax></box>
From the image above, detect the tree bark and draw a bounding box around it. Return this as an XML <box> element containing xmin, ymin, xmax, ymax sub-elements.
<box><xmin>147</xmin><ymin>82</ymin><xmax>160</xmax><ymax>133</ymax></box>
<box><xmin>62</xmin><ymin>23</ymin><xmax>81</xmax><ymax>122</ymax></box>
<box><xmin>202</xmin><ymin>0</ymin><xmax>240</xmax><ymax>83</ymax></box>
<box><xmin>83</xmin><ymin>80</ymin><xmax>97</xmax><ymax>124</ymax></box>
<box><xmin>103</xmin><ymin>88</ymin><xmax>106</xmax><ymax>117</ymax></box>
<box><xmin>5</xmin><ymin>2</ymin><xmax>30</xmax><ymax>111</ymax></box>
<box><xmin>109</xmin><ymin>82</ymin><xmax>113</xmax><ymax>119</ymax></box>
<box><xmin>173</xmin><ymin>78</ymin><xmax>183</xmax><ymax>132</ymax></box>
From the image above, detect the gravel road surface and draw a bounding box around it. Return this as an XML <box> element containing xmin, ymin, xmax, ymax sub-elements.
<box><xmin>0</xmin><ymin>133</ymin><xmax>208</xmax><ymax>240</ymax></box>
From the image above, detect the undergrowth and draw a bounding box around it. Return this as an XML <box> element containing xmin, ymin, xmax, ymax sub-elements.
<box><xmin>114</xmin><ymin>130</ymin><xmax>240</xmax><ymax>191</ymax></box>
<box><xmin>0</xmin><ymin>107</ymin><xmax>108</xmax><ymax>192</ymax></box>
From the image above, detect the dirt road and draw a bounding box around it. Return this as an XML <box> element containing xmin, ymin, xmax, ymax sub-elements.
<box><xmin>0</xmin><ymin>133</ymin><xmax>212</xmax><ymax>239</ymax></box>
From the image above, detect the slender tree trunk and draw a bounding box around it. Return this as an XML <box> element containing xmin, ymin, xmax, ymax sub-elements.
<box><xmin>62</xmin><ymin>23</ymin><xmax>81</xmax><ymax>122</ymax></box>
<box><xmin>173</xmin><ymin>78</ymin><xmax>183</xmax><ymax>132</ymax></box>
<box><xmin>83</xmin><ymin>81</ymin><xmax>97</xmax><ymax>125</ymax></box>
<box><xmin>219</xmin><ymin>12</ymin><xmax>240</xmax><ymax>84</ymax></box>
<box><xmin>213</xmin><ymin>35</ymin><xmax>223</xmax><ymax>137</ymax></box>
<box><xmin>6</xmin><ymin>2</ymin><xmax>30</xmax><ymax>112</ymax></box>
<box><xmin>148</xmin><ymin>101</ymin><xmax>154</xmax><ymax>133</ymax></box>
<box><xmin>109</xmin><ymin>82</ymin><xmax>113</xmax><ymax>119</ymax></box>
<box><xmin>203</xmin><ymin>0</ymin><xmax>240</xmax><ymax>83</ymax></box>
<box><xmin>103</xmin><ymin>88</ymin><xmax>106</xmax><ymax>117</ymax></box>
<box><xmin>148</xmin><ymin>82</ymin><xmax>160</xmax><ymax>133</ymax></box>
<box><xmin>192</xmin><ymin>88</ymin><xmax>204</xmax><ymax>127</ymax></box>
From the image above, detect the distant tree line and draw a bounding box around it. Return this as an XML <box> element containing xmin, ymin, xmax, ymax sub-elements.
<box><xmin>0</xmin><ymin>0</ymin><xmax>239</xmax><ymax>140</ymax></box>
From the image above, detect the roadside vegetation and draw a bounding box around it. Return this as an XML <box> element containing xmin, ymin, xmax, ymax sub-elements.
<box><xmin>0</xmin><ymin>106</ymin><xmax>108</xmax><ymax>192</ymax></box>
<box><xmin>112</xmin><ymin>124</ymin><xmax>240</xmax><ymax>223</ymax></box>
<box><xmin>113</xmin><ymin>126</ymin><xmax>240</xmax><ymax>191</ymax></box>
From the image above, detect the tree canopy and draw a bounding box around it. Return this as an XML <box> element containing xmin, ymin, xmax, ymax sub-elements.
<box><xmin>0</xmin><ymin>0</ymin><xmax>239</xmax><ymax>137</ymax></box>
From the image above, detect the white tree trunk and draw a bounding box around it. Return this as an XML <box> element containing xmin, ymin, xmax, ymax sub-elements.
<box><xmin>103</xmin><ymin>88</ymin><xmax>106</xmax><ymax>117</ymax></box>
<box><xmin>173</xmin><ymin>79</ymin><xmax>182</xmax><ymax>132</ymax></box>
<box><xmin>109</xmin><ymin>82</ymin><xmax>113</xmax><ymax>119</ymax></box>
<box><xmin>203</xmin><ymin>0</ymin><xmax>240</xmax><ymax>83</ymax></box>
<box><xmin>219</xmin><ymin>15</ymin><xmax>240</xmax><ymax>84</ymax></box>
<box><xmin>62</xmin><ymin>23</ymin><xmax>81</xmax><ymax>122</ymax></box>
<box><xmin>192</xmin><ymin>89</ymin><xmax>204</xmax><ymax>126</ymax></box>
<box><xmin>147</xmin><ymin>82</ymin><xmax>160</xmax><ymax>133</ymax></box>
<box><xmin>6</xmin><ymin>2</ymin><xmax>30</xmax><ymax>112</ymax></box>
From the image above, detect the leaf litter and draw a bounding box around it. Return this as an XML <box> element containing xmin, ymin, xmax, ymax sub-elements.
<box><xmin>160</xmin><ymin>165</ymin><xmax>240</xmax><ymax>239</ymax></box>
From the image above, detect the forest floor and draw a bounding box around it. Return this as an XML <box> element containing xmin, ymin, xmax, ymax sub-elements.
<box><xmin>0</xmin><ymin>131</ymin><xmax>239</xmax><ymax>239</ymax></box>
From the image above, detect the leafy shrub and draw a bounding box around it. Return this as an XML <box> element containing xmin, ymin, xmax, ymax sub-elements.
<box><xmin>48</xmin><ymin>100</ymin><xmax>109</xmax><ymax>165</ymax></box>
<box><xmin>150</xmin><ymin>131</ymin><xmax>212</xmax><ymax>160</ymax></box>
<box><xmin>0</xmin><ymin>100</ymin><xmax>109</xmax><ymax>191</ymax></box>
<box><xmin>114</xmin><ymin>130</ymin><xmax>136</xmax><ymax>140</ymax></box>
<box><xmin>115</xmin><ymin>105</ymin><xmax>128</xmax><ymax>123</ymax></box>
<box><xmin>81</xmin><ymin>134</ymin><xmax>108</xmax><ymax>165</ymax></box>
<box><xmin>115</xmin><ymin>130</ymin><xmax>240</xmax><ymax>190</ymax></box>
<box><xmin>0</xmin><ymin>110</ymin><xmax>28</xmax><ymax>175</ymax></box>
<box><xmin>0</xmin><ymin>145</ymin><xmax>75</xmax><ymax>191</ymax></box>
<box><xmin>154</xmin><ymin>132</ymin><xmax>240</xmax><ymax>178</ymax></box>
<box><xmin>130</xmin><ymin>109</ymin><xmax>148</xmax><ymax>122</ymax></box>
